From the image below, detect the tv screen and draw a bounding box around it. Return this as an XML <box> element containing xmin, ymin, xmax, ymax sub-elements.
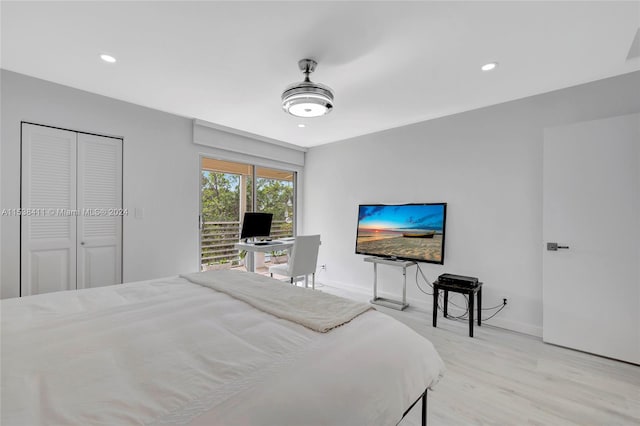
<box><xmin>240</xmin><ymin>212</ymin><xmax>273</xmax><ymax>240</ymax></box>
<box><xmin>355</xmin><ymin>203</ymin><xmax>447</xmax><ymax>264</ymax></box>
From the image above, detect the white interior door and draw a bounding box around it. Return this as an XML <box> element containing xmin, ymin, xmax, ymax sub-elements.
<box><xmin>77</xmin><ymin>133</ymin><xmax>123</xmax><ymax>289</ymax></box>
<box><xmin>21</xmin><ymin>124</ymin><xmax>77</xmax><ymax>296</ymax></box>
<box><xmin>542</xmin><ymin>113</ymin><xmax>639</xmax><ymax>364</ymax></box>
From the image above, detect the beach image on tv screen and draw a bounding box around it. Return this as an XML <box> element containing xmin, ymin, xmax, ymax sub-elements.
<box><xmin>356</xmin><ymin>204</ymin><xmax>445</xmax><ymax>263</ymax></box>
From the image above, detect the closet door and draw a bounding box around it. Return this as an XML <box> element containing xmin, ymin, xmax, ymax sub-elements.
<box><xmin>21</xmin><ymin>124</ymin><xmax>77</xmax><ymax>296</ymax></box>
<box><xmin>77</xmin><ymin>133</ymin><xmax>123</xmax><ymax>289</ymax></box>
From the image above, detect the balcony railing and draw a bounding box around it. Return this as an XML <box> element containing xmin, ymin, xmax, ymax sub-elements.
<box><xmin>200</xmin><ymin>219</ymin><xmax>293</xmax><ymax>269</ymax></box>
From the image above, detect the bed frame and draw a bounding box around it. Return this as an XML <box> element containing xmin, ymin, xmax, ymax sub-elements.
<box><xmin>400</xmin><ymin>388</ymin><xmax>428</xmax><ymax>425</ymax></box>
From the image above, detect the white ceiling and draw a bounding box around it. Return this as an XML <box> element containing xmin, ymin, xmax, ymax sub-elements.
<box><xmin>2</xmin><ymin>1</ymin><xmax>639</xmax><ymax>147</ymax></box>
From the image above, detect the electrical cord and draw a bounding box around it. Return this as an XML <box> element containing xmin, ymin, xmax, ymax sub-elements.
<box><xmin>416</xmin><ymin>264</ymin><xmax>432</xmax><ymax>287</ymax></box>
<box><xmin>445</xmin><ymin>297</ymin><xmax>508</xmax><ymax>322</ymax></box>
<box><xmin>482</xmin><ymin>303</ymin><xmax>507</xmax><ymax>321</ymax></box>
<box><xmin>446</xmin><ymin>294</ymin><xmax>469</xmax><ymax>319</ymax></box>
<box><xmin>481</xmin><ymin>303</ymin><xmax>507</xmax><ymax>310</ymax></box>
<box><xmin>414</xmin><ymin>266</ymin><xmax>433</xmax><ymax>295</ymax></box>
<box><xmin>415</xmin><ymin>264</ymin><xmax>508</xmax><ymax>322</ymax></box>
<box><xmin>416</xmin><ymin>264</ymin><xmax>468</xmax><ymax>308</ymax></box>
<box><xmin>442</xmin><ymin>294</ymin><xmax>469</xmax><ymax>311</ymax></box>
<box><xmin>415</xmin><ymin>264</ymin><xmax>469</xmax><ymax>316</ymax></box>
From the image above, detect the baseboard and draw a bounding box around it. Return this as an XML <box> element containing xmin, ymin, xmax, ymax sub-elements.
<box><xmin>318</xmin><ymin>278</ymin><xmax>543</xmax><ymax>338</ymax></box>
<box><xmin>318</xmin><ymin>278</ymin><xmax>369</xmax><ymax>296</ymax></box>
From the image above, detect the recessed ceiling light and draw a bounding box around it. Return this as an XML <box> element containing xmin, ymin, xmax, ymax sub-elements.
<box><xmin>298</xmin><ymin>124</ymin><xmax>306</xmax><ymax>128</ymax></box>
<box><xmin>100</xmin><ymin>54</ymin><xmax>116</xmax><ymax>63</ymax></box>
<box><xmin>481</xmin><ymin>62</ymin><xmax>498</xmax><ymax>71</ymax></box>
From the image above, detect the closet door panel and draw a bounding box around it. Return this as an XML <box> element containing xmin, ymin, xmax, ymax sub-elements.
<box><xmin>21</xmin><ymin>124</ymin><xmax>77</xmax><ymax>296</ymax></box>
<box><xmin>77</xmin><ymin>133</ymin><xmax>123</xmax><ymax>289</ymax></box>
<box><xmin>28</xmin><ymin>248</ymin><xmax>72</xmax><ymax>295</ymax></box>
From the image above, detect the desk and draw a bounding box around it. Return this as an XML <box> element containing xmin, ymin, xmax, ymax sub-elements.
<box><xmin>234</xmin><ymin>240</ymin><xmax>294</xmax><ymax>273</ymax></box>
<box><xmin>432</xmin><ymin>280</ymin><xmax>483</xmax><ymax>337</ymax></box>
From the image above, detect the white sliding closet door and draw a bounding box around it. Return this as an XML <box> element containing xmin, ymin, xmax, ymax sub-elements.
<box><xmin>21</xmin><ymin>124</ymin><xmax>77</xmax><ymax>296</ymax></box>
<box><xmin>77</xmin><ymin>133</ymin><xmax>122</xmax><ymax>289</ymax></box>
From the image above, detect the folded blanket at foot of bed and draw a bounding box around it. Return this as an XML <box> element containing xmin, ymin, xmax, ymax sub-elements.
<box><xmin>181</xmin><ymin>270</ymin><xmax>373</xmax><ymax>332</ymax></box>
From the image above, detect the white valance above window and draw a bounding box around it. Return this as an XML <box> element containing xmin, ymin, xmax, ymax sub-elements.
<box><xmin>193</xmin><ymin>119</ymin><xmax>306</xmax><ymax>167</ymax></box>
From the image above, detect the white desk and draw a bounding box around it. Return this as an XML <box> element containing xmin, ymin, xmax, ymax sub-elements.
<box><xmin>235</xmin><ymin>240</ymin><xmax>295</xmax><ymax>273</ymax></box>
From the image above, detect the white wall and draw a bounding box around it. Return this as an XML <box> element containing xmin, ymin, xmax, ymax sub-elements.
<box><xmin>1</xmin><ymin>70</ymin><xmax>303</xmax><ymax>298</ymax></box>
<box><xmin>303</xmin><ymin>71</ymin><xmax>640</xmax><ymax>336</ymax></box>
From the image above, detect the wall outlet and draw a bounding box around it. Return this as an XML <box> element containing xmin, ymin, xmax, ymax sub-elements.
<box><xmin>320</xmin><ymin>264</ymin><xmax>327</xmax><ymax>271</ymax></box>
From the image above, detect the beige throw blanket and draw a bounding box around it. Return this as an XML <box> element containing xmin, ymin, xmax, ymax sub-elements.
<box><xmin>180</xmin><ymin>270</ymin><xmax>373</xmax><ymax>332</ymax></box>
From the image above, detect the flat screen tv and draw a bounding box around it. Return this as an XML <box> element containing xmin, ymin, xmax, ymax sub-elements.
<box><xmin>355</xmin><ymin>203</ymin><xmax>447</xmax><ymax>264</ymax></box>
<box><xmin>240</xmin><ymin>212</ymin><xmax>273</xmax><ymax>240</ymax></box>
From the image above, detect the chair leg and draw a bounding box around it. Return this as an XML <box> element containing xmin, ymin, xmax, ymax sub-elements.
<box><xmin>290</xmin><ymin>277</ymin><xmax>294</xmax><ymax>285</ymax></box>
<box><xmin>312</xmin><ymin>273</ymin><xmax>315</xmax><ymax>290</ymax></box>
<box><xmin>270</xmin><ymin>273</ymin><xmax>273</xmax><ymax>278</ymax></box>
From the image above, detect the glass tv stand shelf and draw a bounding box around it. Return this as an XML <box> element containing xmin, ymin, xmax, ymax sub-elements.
<box><xmin>364</xmin><ymin>257</ymin><xmax>417</xmax><ymax>311</ymax></box>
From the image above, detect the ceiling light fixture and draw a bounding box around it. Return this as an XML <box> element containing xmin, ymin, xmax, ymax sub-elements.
<box><xmin>282</xmin><ymin>59</ymin><xmax>334</xmax><ymax>118</ymax></box>
<box><xmin>100</xmin><ymin>54</ymin><xmax>116</xmax><ymax>63</ymax></box>
<box><xmin>298</xmin><ymin>124</ymin><xmax>306</xmax><ymax>128</ymax></box>
<box><xmin>481</xmin><ymin>62</ymin><xmax>498</xmax><ymax>71</ymax></box>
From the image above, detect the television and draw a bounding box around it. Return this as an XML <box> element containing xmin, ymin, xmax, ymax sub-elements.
<box><xmin>240</xmin><ymin>212</ymin><xmax>273</xmax><ymax>240</ymax></box>
<box><xmin>355</xmin><ymin>203</ymin><xmax>447</xmax><ymax>264</ymax></box>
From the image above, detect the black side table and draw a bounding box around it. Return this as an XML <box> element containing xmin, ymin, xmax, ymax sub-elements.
<box><xmin>432</xmin><ymin>281</ymin><xmax>483</xmax><ymax>337</ymax></box>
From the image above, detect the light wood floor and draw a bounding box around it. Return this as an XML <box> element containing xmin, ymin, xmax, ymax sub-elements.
<box><xmin>319</xmin><ymin>284</ymin><xmax>640</xmax><ymax>426</ymax></box>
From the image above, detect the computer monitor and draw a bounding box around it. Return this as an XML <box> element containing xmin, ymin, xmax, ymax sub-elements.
<box><xmin>240</xmin><ymin>212</ymin><xmax>273</xmax><ymax>240</ymax></box>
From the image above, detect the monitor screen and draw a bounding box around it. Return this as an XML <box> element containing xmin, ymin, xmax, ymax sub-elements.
<box><xmin>355</xmin><ymin>203</ymin><xmax>447</xmax><ymax>264</ymax></box>
<box><xmin>240</xmin><ymin>212</ymin><xmax>273</xmax><ymax>240</ymax></box>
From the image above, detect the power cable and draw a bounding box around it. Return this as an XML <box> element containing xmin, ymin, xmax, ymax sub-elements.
<box><xmin>414</xmin><ymin>264</ymin><xmax>507</xmax><ymax>322</ymax></box>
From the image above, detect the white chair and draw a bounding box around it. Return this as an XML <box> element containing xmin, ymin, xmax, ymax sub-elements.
<box><xmin>269</xmin><ymin>234</ymin><xmax>321</xmax><ymax>289</ymax></box>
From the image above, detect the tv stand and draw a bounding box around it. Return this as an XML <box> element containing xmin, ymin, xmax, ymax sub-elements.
<box><xmin>364</xmin><ymin>257</ymin><xmax>417</xmax><ymax>311</ymax></box>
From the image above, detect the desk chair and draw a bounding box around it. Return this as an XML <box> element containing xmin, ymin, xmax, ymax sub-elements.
<box><xmin>269</xmin><ymin>234</ymin><xmax>321</xmax><ymax>289</ymax></box>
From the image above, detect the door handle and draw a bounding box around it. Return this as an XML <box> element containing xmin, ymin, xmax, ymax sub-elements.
<box><xmin>547</xmin><ymin>242</ymin><xmax>569</xmax><ymax>251</ymax></box>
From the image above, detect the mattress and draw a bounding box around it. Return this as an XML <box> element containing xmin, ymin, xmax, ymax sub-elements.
<box><xmin>1</xmin><ymin>272</ymin><xmax>444</xmax><ymax>425</ymax></box>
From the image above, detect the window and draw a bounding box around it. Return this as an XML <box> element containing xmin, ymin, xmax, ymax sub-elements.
<box><xmin>200</xmin><ymin>158</ymin><xmax>296</xmax><ymax>271</ymax></box>
<box><xmin>256</xmin><ymin>167</ymin><xmax>294</xmax><ymax>239</ymax></box>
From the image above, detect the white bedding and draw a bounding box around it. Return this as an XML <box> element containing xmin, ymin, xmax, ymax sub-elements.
<box><xmin>180</xmin><ymin>270</ymin><xmax>373</xmax><ymax>332</ymax></box>
<box><xmin>1</xmin><ymin>273</ymin><xmax>444</xmax><ymax>425</ymax></box>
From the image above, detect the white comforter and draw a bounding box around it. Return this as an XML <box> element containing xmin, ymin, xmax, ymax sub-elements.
<box><xmin>1</xmin><ymin>274</ymin><xmax>444</xmax><ymax>425</ymax></box>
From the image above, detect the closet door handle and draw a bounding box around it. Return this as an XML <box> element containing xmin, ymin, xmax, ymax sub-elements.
<box><xmin>80</xmin><ymin>242</ymin><xmax>85</xmax><ymax>245</ymax></box>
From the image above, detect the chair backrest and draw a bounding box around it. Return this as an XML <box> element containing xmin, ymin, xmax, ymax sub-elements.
<box><xmin>287</xmin><ymin>234</ymin><xmax>321</xmax><ymax>277</ymax></box>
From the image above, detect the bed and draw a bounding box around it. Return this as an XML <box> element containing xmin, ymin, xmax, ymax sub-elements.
<box><xmin>1</xmin><ymin>270</ymin><xmax>445</xmax><ymax>425</ymax></box>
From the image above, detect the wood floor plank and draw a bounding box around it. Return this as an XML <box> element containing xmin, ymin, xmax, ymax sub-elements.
<box><xmin>319</xmin><ymin>284</ymin><xmax>640</xmax><ymax>426</ymax></box>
